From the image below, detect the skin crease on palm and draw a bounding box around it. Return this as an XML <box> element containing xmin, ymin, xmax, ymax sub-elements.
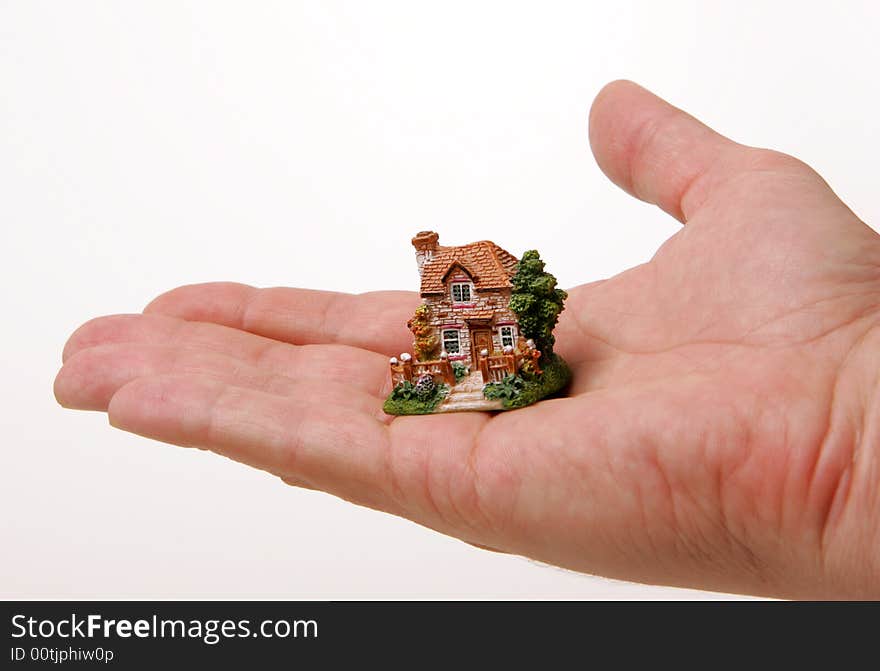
<box><xmin>54</xmin><ymin>80</ymin><xmax>880</xmax><ymax>599</ymax></box>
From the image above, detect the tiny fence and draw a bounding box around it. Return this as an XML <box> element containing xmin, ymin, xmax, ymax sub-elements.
<box><xmin>389</xmin><ymin>356</ymin><xmax>455</xmax><ymax>387</ymax></box>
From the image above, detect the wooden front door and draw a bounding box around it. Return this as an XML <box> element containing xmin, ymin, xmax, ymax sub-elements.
<box><xmin>470</xmin><ymin>329</ymin><xmax>493</xmax><ymax>364</ymax></box>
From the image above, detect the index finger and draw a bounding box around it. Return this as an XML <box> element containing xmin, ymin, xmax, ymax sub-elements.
<box><xmin>145</xmin><ymin>282</ymin><xmax>419</xmax><ymax>355</ymax></box>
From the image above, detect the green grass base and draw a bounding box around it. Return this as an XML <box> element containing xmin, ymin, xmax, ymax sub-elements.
<box><xmin>383</xmin><ymin>356</ymin><xmax>571</xmax><ymax>415</ymax></box>
<box><xmin>382</xmin><ymin>385</ymin><xmax>449</xmax><ymax>415</ymax></box>
<box><xmin>495</xmin><ymin>354</ymin><xmax>572</xmax><ymax>410</ymax></box>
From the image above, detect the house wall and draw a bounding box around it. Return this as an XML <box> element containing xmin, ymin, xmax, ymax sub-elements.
<box><xmin>423</xmin><ymin>286</ymin><xmax>517</xmax><ymax>364</ymax></box>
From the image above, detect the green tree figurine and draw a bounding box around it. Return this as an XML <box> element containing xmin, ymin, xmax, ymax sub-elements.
<box><xmin>508</xmin><ymin>250</ymin><xmax>568</xmax><ymax>362</ymax></box>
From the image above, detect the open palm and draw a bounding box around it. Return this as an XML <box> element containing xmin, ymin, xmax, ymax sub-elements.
<box><xmin>55</xmin><ymin>81</ymin><xmax>880</xmax><ymax>598</ymax></box>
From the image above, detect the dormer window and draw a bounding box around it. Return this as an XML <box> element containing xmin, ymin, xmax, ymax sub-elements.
<box><xmin>450</xmin><ymin>282</ymin><xmax>472</xmax><ymax>303</ymax></box>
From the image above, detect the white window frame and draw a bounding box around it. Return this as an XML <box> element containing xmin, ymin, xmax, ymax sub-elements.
<box><xmin>498</xmin><ymin>325</ymin><xmax>517</xmax><ymax>348</ymax></box>
<box><xmin>442</xmin><ymin>329</ymin><xmax>461</xmax><ymax>355</ymax></box>
<box><xmin>450</xmin><ymin>282</ymin><xmax>473</xmax><ymax>304</ymax></box>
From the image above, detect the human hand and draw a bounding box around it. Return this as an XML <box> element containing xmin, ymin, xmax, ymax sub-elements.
<box><xmin>55</xmin><ymin>81</ymin><xmax>880</xmax><ymax>598</ymax></box>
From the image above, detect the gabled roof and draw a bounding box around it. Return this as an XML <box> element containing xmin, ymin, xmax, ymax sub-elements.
<box><xmin>420</xmin><ymin>240</ymin><xmax>519</xmax><ymax>295</ymax></box>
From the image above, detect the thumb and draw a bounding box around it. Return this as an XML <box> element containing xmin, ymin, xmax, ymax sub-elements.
<box><xmin>589</xmin><ymin>80</ymin><xmax>761</xmax><ymax>223</ymax></box>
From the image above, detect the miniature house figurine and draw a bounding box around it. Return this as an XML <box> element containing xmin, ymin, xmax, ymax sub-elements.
<box><xmin>412</xmin><ymin>230</ymin><xmax>521</xmax><ymax>369</ymax></box>
<box><xmin>383</xmin><ymin>231</ymin><xmax>571</xmax><ymax>415</ymax></box>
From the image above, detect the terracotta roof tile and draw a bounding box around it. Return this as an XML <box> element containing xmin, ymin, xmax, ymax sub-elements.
<box><xmin>419</xmin><ymin>239</ymin><xmax>519</xmax><ymax>295</ymax></box>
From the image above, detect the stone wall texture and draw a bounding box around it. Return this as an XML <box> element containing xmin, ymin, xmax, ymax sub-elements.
<box><xmin>424</xmin><ymin>284</ymin><xmax>518</xmax><ymax>364</ymax></box>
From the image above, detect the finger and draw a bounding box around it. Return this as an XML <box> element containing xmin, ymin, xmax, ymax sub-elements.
<box><xmin>61</xmin><ymin>314</ymin><xmax>391</xmax><ymax>395</ymax></box>
<box><xmin>106</xmin><ymin>374</ymin><xmax>393</xmax><ymax>512</ymax></box>
<box><xmin>54</xmin><ymin>343</ymin><xmax>386</xmax><ymax>415</ymax></box>
<box><xmin>107</xmin><ymin>375</ymin><xmax>389</xmax><ymax>496</ymax></box>
<box><xmin>588</xmin><ymin>80</ymin><xmax>792</xmax><ymax>223</ymax></box>
<box><xmin>109</xmin><ymin>372</ymin><xmax>494</xmax><ymax>530</ymax></box>
<box><xmin>144</xmin><ymin>282</ymin><xmax>419</xmax><ymax>355</ymax></box>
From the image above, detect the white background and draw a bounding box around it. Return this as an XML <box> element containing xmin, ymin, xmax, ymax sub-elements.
<box><xmin>2</xmin><ymin>1</ymin><xmax>878</xmax><ymax>599</ymax></box>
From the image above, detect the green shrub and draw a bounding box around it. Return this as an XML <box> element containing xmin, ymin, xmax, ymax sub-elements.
<box><xmin>482</xmin><ymin>354</ymin><xmax>571</xmax><ymax>409</ymax></box>
<box><xmin>451</xmin><ymin>361</ymin><xmax>469</xmax><ymax>383</ymax></box>
<box><xmin>384</xmin><ymin>378</ymin><xmax>449</xmax><ymax>415</ymax></box>
<box><xmin>389</xmin><ymin>380</ymin><xmax>418</xmax><ymax>401</ymax></box>
<box><xmin>483</xmin><ymin>374</ymin><xmax>526</xmax><ymax>401</ymax></box>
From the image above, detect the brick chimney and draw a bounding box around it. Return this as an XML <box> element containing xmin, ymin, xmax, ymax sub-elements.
<box><xmin>411</xmin><ymin>231</ymin><xmax>439</xmax><ymax>275</ymax></box>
